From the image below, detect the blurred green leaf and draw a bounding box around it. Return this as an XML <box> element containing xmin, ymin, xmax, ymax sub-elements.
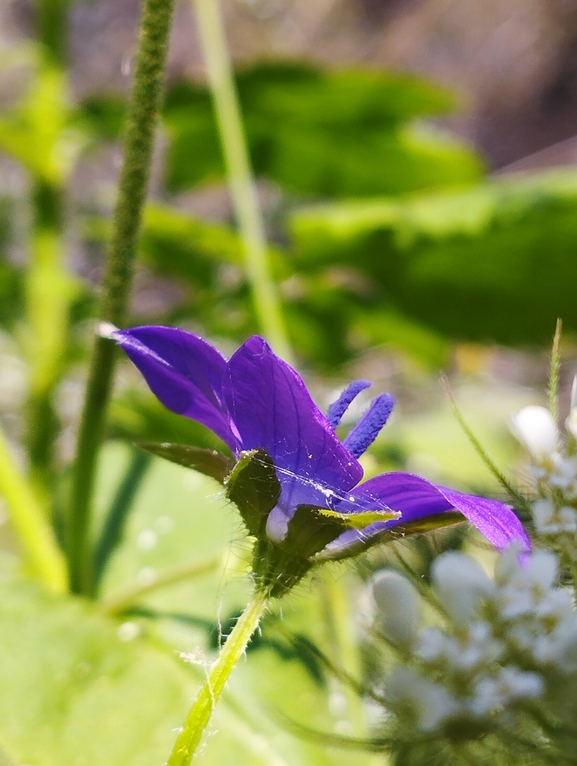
<box><xmin>290</xmin><ymin>168</ymin><xmax>577</xmax><ymax>346</ymax></box>
<box><xmin>79</xmin><ymin>95</ymin><xmax>126</xmax><ymax>141</ymax></box>
<box><xmin>163</xmin><ymin>61</ymin><xmax>483</xmax><ymax>197</ymax></box>
<box><xmin>0</xmin><ymin>65</ymin><xmax>85</xmax><ymax>183</ymax></box>
<box><xmin>108</xmin><ymin>387</ymin><xmax>227</xmax><ymax>450</ymax></box>
<box><xmin>0</xmin><ymin>577</ymin><xmax>193</xmax><ymax>766</ymax></box>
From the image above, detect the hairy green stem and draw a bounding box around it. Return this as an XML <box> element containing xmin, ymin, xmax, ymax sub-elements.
<box><xmin>192</xmin><ymin>0</ymin><xmax>292</xmax><ymax>363</ymax></box>
<box><xmin>167</xmin><ymin>590</ymin><xmax>268</xmax><ymax>765</ymax></box>
<box><xmin>66</xmin><ymin>0</ymin><xmax>175</xmax><ymax>594</ymax></box>
<box><xmin>0</xmin><ymin>420</ymin><xmax>67</xmax><ymax>592</ymax></box>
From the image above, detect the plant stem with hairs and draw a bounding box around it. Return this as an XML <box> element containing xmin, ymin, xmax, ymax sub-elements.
<box><xmin>167</xmin><ymin>590</ymin><xmax>269</xmax><ymax>765</ymax></box>
<box><xmin>66</xmin><ymin>0</ymin><xmax>176</xmax><ymax>595</ymax></box>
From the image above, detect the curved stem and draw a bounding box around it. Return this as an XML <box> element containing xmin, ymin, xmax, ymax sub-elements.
<box><xmin>192</xmin><ymin>0</ymin><xmax>293</xmax><ymax>364</ymax></box>
<box><xmin>167</xmin><ymin>589</ymin><xmax>269</xmax><ymax>765</ymax></box>
<box><xmin>66</xmin><ymin>0</ymin><xmax>176</xmax><ymax>594</ymax></box>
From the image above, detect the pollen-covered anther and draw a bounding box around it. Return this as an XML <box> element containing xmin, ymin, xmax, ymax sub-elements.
<box><xmin>326</xmin><ymin>379</ymin><xmax>371</xmax><ymax>428</ymax></box>
<box><xmin>344</xmin><ymin>392</ymin><xmax>395</xmax><ymax>458</ymax></box>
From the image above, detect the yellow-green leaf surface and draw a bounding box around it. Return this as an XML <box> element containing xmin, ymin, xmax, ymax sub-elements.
<box><xmin>0</xmin><ymin>576</ymin><xmax>193</xmax><ymax>766</ymax></box>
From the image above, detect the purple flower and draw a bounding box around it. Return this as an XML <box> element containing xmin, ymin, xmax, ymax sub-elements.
<box><xmin>111</xmin><ymin>326</ymin><xmax>530</xmax><ymax>559</ymax></box>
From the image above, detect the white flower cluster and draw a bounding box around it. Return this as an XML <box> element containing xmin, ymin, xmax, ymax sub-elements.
<box><xmin>371</xmin><ymin>549</ymin><xmax>577</xmax><ymax>737</ymax></box>
<box><xmin>511</xmin><ymin>390</ymin><xmax>577</xmax><ymax>560</ymax></box>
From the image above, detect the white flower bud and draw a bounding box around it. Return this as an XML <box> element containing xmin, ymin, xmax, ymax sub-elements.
<box><xmin>571</xmin><ymin>375</ymin><xmax>577</xmax><ymax>412</ymax></box>
<box><xmin>432</xmin><ymin>553</ymin><xmax>494</xmax><ymax>624</ymax></box>
<box><xmin>566</xmin><ymin>408</ymin><xmax>577</xmax><ymax>442</ymax></box>
<box><xmin>525</xmin><ymin>550</ymin><xmax>559</xmax><ymax>590</ymax></box>
<box><xmin>510</xmin><ymin>406</ymin><xmax>558</xmax><ymax>463</ymax></box>
<box><xmin>372</xmin><ymin>570</ymin><xmax>420</xmax><ymax>645</ymax></box>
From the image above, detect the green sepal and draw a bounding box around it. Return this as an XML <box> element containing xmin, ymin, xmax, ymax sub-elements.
<box><xmin>135</xmin><ymin>442</ymin><xmax>234</xmax><ymax>484</ymax></box>
<box><xmin>252</xmin><ymin>505</ymin><xmax>349</xmax><ymax>598</ymax></box>
<box><xmin>224</xmin><ymin>449</ymin><xmax>281</xmax><ymax>537</ymax></box>
<box><xmin>317</xmin><ymin>510</ymin><xmax>465</xmax><ymax>561</ymax></box>
<box><xmin>392</xmin><ymin>511</ymin><xmax>464</xmax><ymax>537</ymax></box>
<box><xmin>315</xmin><ymin>508</ymin><xmax>401</xmax><ymax>529</ymax></box>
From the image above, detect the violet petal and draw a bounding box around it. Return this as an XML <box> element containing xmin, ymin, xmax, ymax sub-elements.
<box><xmin>223</xmin><ymin>336</ymin><xmax>363</xmax><ymax>512</ymax></box>
<box><xmin>328</xmin><ymin>472</ymin><xmax>531</xmax><ymax>553</ymax></box>
<box><xmin>113</xmin><ymin>326</ymin><xmax>238</xmax><ymax>450</ymax></box>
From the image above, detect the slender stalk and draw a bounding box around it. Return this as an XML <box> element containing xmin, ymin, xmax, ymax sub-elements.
<box><xmin>0</xmin><ymin>420</ymin><xmax>67</xmax><ymax>592</ymax></box>
<box><xmin>192</xmin><ymin>0</ymin><xmax>292</xmax><ymax>364</ymax></box>
<box><xmin>66</xmin><ymin>0</ymin><xmax>176</xmax><ymax>594</ymax></box>
<box><xmin>167</xmin><ymin>589</ymin><xmax>268</xmax><ymax>765</ymax></box>
<box><xmin>99</xmin><ymin>552</ymin><xmax>220</xmax><ymax>616</ymax></box>
<box><xmin>548</xmin><ymin>318</ymin><xmax>562</xmax><ymax>423</ymax></box>
<box><xmin>25</xmin><ymin>179</ymin><xmax>71</xmax><ymax>501</ymax></box>
<box><xmin>318</xmin><ymin>572</ymin><xmax>366</xmax><ymax>733</ymax></box>
<box><xmin>92</xmin><ymin>448</ymin><xmax>152</xmax><ymax>595</ymax></box>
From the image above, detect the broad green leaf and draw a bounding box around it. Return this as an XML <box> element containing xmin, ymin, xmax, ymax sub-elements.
<box><xmin>290</xmin><ymin>168</ymin><xmax>577</xmax><ymax>345</ymax></box>
<box><xmin>0</xmin><ymin>577</ymin><xmax>194</xmax><ymax>766</ymax></box>
<box><xmin>163</xmin><ymin>62</ymin><xmax>482</xmax><ymax>197</ymax></box>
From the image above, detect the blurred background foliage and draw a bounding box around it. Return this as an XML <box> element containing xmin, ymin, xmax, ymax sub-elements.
<box><xmin>0</xmin><ymin>0</ymin><xmax>575</xmax><ymax>763</ymax></box>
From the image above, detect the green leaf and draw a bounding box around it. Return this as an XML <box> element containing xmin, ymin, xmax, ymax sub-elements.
<box><xmin>108</xmin><ymin>388</ymin><xmax>226</xmax><ymax>450</ymax></box>
<box><xmin>164</xmin><ymin>62</ymin><xmax>482</xmax><ymax>197</ymax></box>
<box><xmin>0</xmin><ymin>577</ymin><xmax>194</xmax><ymax>766</ymax></box>
<box><xmin>225</xmin><ymin>449</ymin><xmax>281</xmax><ymax>537</ymax></box>
<box><xmin>79</xmin><ymin>95</ymin><xmax>126</xmax><ymax>140</ymax></box>
<box><xmin>136</xmin><ymin>442</ymin><xmax>234</xmax><ymax>484</ymax></box>
<box><xmin>290</xmin><ymin>168</ymin><xmax>577</xmax><ymax>346</ymax></box>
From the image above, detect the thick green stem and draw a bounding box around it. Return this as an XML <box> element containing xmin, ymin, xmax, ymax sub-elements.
<box><xmin>66</xmin><ymin>0</ymin><xmax>175</xmax><ymax>594</ymax></box>
<box><xmin>192</xmin><ymin>0</ymin><xmax>292</xmax><ymax>363</ymax></box>
<box><xmin>167</xmin><ymin>590</ymin><xmax>268</xmax><ymax>765</ymax></box>
<box><xmin>0</xmin><ymin>420</ymin><xmax>67</xmax><ymax>592</ymax></box>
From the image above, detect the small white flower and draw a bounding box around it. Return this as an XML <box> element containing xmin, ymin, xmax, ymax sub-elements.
<box><xmin>372</xmin><ymin>570</ymin><xmax>420</xmax><ymax>645</ymax></box>
<box><xmin>533</xmin><ymin>500</ymin><xmax>577</xmax><ymax>535</ymax></box>
<box><xmin>510</xmin><ymin>406</ymin><xmax>558</xmax><ymax>463</ymax></box>
<box><xmin>386</xmin><ymin>666</ymin><xmax>458</xmax><ymax>732</ymax></box>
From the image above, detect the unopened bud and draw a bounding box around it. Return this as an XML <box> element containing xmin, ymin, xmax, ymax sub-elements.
<box><xmin>372</xmin><ymin>570</ymin><xmax>420</xmax><ymax>645</ymax></box>
<box><xmin>510</xmin><ymin>406</ymin><xmax>558</xmax><ymax>463</ymax></box>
